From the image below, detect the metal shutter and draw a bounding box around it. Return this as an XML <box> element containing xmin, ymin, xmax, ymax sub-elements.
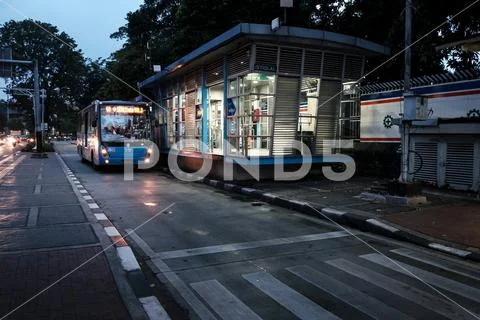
<box><xmin>273</xmin><ymin>77</ymin><xmax>300</xmax><ymax>155</ymax></box>
<box><xmin>279</xmin><ymin>48</ymin><xmax>302</xmax><ymax>75</ymax></box>
<box><xmin>322</xmin><ymin>52</ymin><xmax>344</xmax><ymax>79</ymax></box>
<box><xmin>205</xmin><ymin>58</ymin><xmax>224</xmax><ymax>85</ymax></box>
<box><xmin>303</xmin><ymin>50</ymin><xmax>322</xmax><ymax>77</ymax></box>
<box><xmin>167</xmin><ymin>82</ymin><xmax>176</xmax><ymax>97</ymax></box>
<box><xmin>184</xmin><ymin>69</ymin><xmax>201</xmax><ymax>92</ymax></box>
<box><xmin>344</xmin><ymin>55</ymin><xmax>363</xmax><ymax>81</ymax></box>
<box><xmin>255</xmin><ymin>46</ymin><xmax>278</xmax><ymax>67</ymax></box>
<box><xmin>413</xmin><ymin>142</ymin><xmax>437</xmax><ymax>183</ymax></box>
<box><xmin>315</xmin><ymin>80</ymin><xmax>341</xmax><ymax>154</ymax></box>
<box><xmin>228</xmin><ymin>47</ymin><xmax>250</xmax><ymax>76</ymax></box>
<box><xmin>446</xmin><ymin>143</ymin><xmax>474</xmax><ymax>189</ymax></box>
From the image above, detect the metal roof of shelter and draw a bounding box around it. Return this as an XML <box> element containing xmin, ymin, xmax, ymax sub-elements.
<box><xmin>361</xmin><ymin>69</ymin><xmax>480</xmax><ymax>95</ymax></box>
<box><xmin>139</xmin><ymin>23</ymin><xmax>391</xmax><ymax>89</ymax></box>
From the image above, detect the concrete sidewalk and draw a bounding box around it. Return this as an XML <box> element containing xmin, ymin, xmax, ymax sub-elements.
<box><xmin>199</xmin><ymin>175</ymin><xmax>480</xmax><ymax>261</ymax></box>
<box><xmin>0</xmin><ymin>152</ymin><xmax>140</xmax><ymax>320</ymax></box>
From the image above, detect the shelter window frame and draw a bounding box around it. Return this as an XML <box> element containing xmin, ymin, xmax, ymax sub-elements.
<box><xmin>226</xmin><ymin>72</ymin><xmax>276</xmax><ymax>157</ymax></box>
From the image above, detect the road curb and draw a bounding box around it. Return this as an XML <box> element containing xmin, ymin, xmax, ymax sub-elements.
<box><xmin>56</xmin><ymin>153</ymin><xmax>171</xmax><ymax>320</ymax></box>
<box><xmin>200</xmin><ymin>178</ymin><xmax>479</xmax><ymax>263</ymax></box>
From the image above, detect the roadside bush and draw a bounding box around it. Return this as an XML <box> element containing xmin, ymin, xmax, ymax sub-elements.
<box><xmin>22</xmin><ymin>142</ymin><xmax>55</xmax><ymax>152</ymax></box>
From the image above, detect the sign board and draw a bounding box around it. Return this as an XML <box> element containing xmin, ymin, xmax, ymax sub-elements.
<box><xmin>253</xmin><ymin>63</ymin><xmax>277</xmax><ymax>73</ymax></box>
<box><xmin>271</xmin><ymin>17</ymin><xmax>280</xmax><ymax>32</ymax></box>
<box><xmin>226</xmin><ymin>98</ymin><xmax>236</xmax><ymax>116</ymax></box>
<box><xmin>41</xmin><ymin>123</ymin><xmax>48</xmax><ymax>130</ymax></box>
<box><xmin>0</xmin><ymin>47</ymin><xmax>12</xmax><ymax>78</ymax></box>
<box><xmin>280</xmin><ymin>0</ymin><xmax>293</xmax><ymax>7</ymax></box>
<box><xmin>153</xmin><ymin>65</ymin><xmax>161</xmax><ymax>72</ymax></box>
<box><xmin>195</xmin><ymin>104</ymin><xmax>203</xmax><ymax>120</ymax></box>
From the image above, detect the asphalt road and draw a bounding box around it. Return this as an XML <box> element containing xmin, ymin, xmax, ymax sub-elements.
<box><xmin>56</xmin><ymin>142</ymin><xmax>480</xmax><ymax>320</ymax></box>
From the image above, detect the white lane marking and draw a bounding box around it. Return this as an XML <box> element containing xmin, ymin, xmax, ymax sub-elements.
<box><xmin>243</xmin><ymin>271</ymin><xmax>340</xmax><ymax>320</ymax></box>
<box><xmin>128</xmin><ymin>230</ymin><xmax>217</xmax><ymax>320</ymax></box>
<box><xmin>326</xmin><ymin>258</ymin><xmax>474</xmax><ymax>320</ymax></box>
<box><xmin>287</xmin><ymin>265</ymin><xmax>413</xmax><ymax>320</ymax></box>
<box><xmin>321</xmin><ymin>208</ymin><xmax>346</xmax><ymax>217</ymax></box>
<box><xmin>94</xmin><ymin>213</ymin><xmax>108</xmax><ymax>221</ymax></box>
<box><xmin>34</xmin><ymin>184</ymin><xmax>42</xmax><ymax>194</ymax></box>
<box><xmin>428</xmin><ymin>243</ymin><xmax>471</xmax><ymax>257</ymax></box>
<box><xmin>139</xmin><ymin>296</ymin><xmax>171</xmax><ymax>320</ymax></box>
<box><xmin>191</xmin><ymin>280</ymin><xmax>262</xmax><ymax>320</ymax></box>
<box><xmin>104</xmin><ymin>226</ymin><xmax>120</xmax><ymax>237</ymax></box>
<box><xmin>366</xmin><ymin>219</ymin><xmax>399</xmax><ymax>233</ymax></box>
<box><xmin>116</xmin><ymin>246</ymin><xmax>141</xmax><ymax>271</ymax></box>
<box><xmin>391</xmin><ymin>248</ymin><xmax>480</xmax><ymax>281</ymax></box>
<box><xmin>88</xmin><ymin>203</ymin><xmax>99</xmax><ymax>209</ymax></box>
<box><xmin>83</xmin><ymin>195</ymin><xmax>93</xmax><ymax>200</ymax></box>
<box><xmin>360</xmin><ymin>253</ymin><xmax>480</xmax><ymax>303</ymax></box>
<box><xmin>156</xmin><ymin>231</ymin><xmax>351</xmax><ymax>260</ymax></box>
<box><xmin>27</xmin><ymin>207</ymin><xmax>39</xmax><ymax>227</ymax></box>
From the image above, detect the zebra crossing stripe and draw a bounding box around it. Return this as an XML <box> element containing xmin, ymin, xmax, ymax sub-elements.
<box><xmin>326</xmin><ymin>258</ymin><xmax>475</xmax><ymax>320</ymax></box>
<box><xmin>191</xmin><ymin>280</ymin><xmax>262</xmax><ymax>320</ymax></box>
<box><xmin>391</xmin><ymin>248</ymin><xmax>480</xmax><ymax>281</ymax></box>
<box><xmin>360</xmin><ymin>253</ymin><xmax>480</xmax><ymax>303</ymax></box>
<box><xmin>243</xmin><ymin>272</ymin><xmax>340</xmax><ymax>320</ymax></box>
<box><xmin>287</xmin><ymin>265</ymin><xmax>413</xmax><ymax>320</ymax></box>
<box><xmin>156</xmin><ymin>231</ymin><xmax>351</xmax><ymax>260</ymax></box>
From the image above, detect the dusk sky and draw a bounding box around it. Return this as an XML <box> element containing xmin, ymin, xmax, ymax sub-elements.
<box><xmin>0</xmin><ymin>0</ymin><xmax>143</xmax><ymax>59</ymax></box>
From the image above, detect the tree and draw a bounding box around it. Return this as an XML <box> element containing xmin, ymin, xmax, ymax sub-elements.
<box><xmin>6</xmin><ymin>118</ymin><xmax>24</xmax><ymax>131</ymax></box>
<box><xmin>309</xmin><ymin>0</ymin><xmax>480</xmax><ymax>81</ymax></box>
<box><xmin>0</xmin><ymin>20</ymin><xmax>89</xmax><ymax>133</ymax></box>
<box><xmin>100</xmin><ymin>0</ymin><xmax>480</xmax><ymax>98</ymax></box>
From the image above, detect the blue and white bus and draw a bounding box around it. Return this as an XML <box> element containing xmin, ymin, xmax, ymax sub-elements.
<box><xmin>77</xmin><ymin>100</ymin><xmax>154</xmax><ymax>169</ymax></box>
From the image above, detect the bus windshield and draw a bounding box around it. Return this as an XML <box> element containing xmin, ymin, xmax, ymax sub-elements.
<box><xmin>100</xmin><ymin>105</ymin><xmax>149</xmax><ymax>144</ymax></box>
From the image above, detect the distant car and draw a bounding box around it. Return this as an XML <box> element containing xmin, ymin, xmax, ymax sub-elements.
<box><xmin>5</xmin><ymin>136</ymin><xmax>18</xmax><ymax>147</ymax></box>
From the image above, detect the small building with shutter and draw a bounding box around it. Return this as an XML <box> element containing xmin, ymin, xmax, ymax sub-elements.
<box><xmin>139</xmin><ymin>23</ymin><xmax>389</xmax><ymax>180</ymax></box>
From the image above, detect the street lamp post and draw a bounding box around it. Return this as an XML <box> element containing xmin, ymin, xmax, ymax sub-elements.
<box><xmin>40</xmin><ymin>89</ymin><xmax>47</xmax><ymax>142</ymax></box>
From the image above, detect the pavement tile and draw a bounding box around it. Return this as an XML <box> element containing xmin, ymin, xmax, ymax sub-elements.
<box><xmin>0</xmin><ymin>224</ymin><xmax>98</xmax><ymax>252</ymax></box>
<box><xmin>0</xmin><ymin>247</ymin><xmax>130</xmax><ymax>320</ymax></box>
<box><xmin>38</xmin><ymin>205</ymin><xmax>86</xmax><ymax>226</ymax></box>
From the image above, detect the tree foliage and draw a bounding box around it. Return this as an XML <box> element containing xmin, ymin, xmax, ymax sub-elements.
<box><xmin>0</xmin><ymin>20</ymin><xmax>97</xmax><ymax>134</ymax></box>
<box><xmin>99</xmin><ymin>0</ymin><xmax>479</xmax><ymax>98</ymax></box>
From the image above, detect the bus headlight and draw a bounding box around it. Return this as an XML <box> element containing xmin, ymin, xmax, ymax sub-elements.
<box><xmin>101</xmin><ymin>146</ymin><xmax>109</xmax><ymax>158</ymax></box>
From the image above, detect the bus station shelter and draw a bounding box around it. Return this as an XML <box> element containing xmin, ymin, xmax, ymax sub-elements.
<box><xmin>139</xmin><ymin>23</ymin><xmax>390</xmax><ymax>179</ymax></box>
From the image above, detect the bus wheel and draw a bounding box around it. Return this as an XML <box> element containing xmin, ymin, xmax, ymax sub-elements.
<box><xmin>91</xmin><ymin>152</ymin><xmax>99</xmax><ymax>171</ymax></box>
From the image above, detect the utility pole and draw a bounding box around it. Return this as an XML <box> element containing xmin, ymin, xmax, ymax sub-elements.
<box><xmin>404</xmin><ymin>0</ymin><xmax>412</xmax><ymax>94</ymax></box>
<box><xmin>400</xmin><ymin>0</ymin><xmax>413</xmax><ymax>183</ymax></box>
<box><xmin>33</xmin><ymin>59</ymin><xmax>43</xmax><ymax>152</ymax></box>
